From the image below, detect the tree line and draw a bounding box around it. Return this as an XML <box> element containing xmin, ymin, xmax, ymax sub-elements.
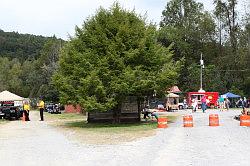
<box><xmin>0</xmin><ymin>32</ymin><xmax>64</xmax><ymax>100</ymax></box>
<box><xmin>0</xmin><ymin>0</ymin><xmax>249</xmax><ymax>108</ymax></box>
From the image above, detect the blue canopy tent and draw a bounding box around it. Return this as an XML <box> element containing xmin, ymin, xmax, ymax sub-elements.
<box><xmin>222</xmin><ymin>92</ymin><xmax>241</xmax><ymax>98</ymax></box>
<box><xmin>222</xmin><ymin>92</ymin><xmax>241</xmax><ymax>108</ymax></box>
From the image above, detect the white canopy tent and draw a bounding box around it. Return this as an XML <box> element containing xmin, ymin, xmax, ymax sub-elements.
<box><xmin>166</xmin><ymin>93</ymin><xmax>179</xmax><ymax>98</ymax></box>
<box><xmin>166</xmin><ymin>93</ymin><xmax>180</xmax><ymax>111</ymax></box>
<box><xmin>0</xmin><ymin>90</ymin><xmax>24</xmax><ymax>101</ymax></box>
<box><xmin>0</xmin><ymin>90</ymin><xmax>24</xmax><ymax>106</ymax></box>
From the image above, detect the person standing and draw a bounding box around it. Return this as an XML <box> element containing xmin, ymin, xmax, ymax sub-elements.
<box><xmin>201</xmin><ymin>95</ymin><xmax>207</xmax><ymax>113</ymax></box>
<box><xmin>218</xmin><ymin>96</ymin><xmax>225</xmax><ymax>111</ymax></box>
<box><xmin>183</xmin><ymin>98</ymin><xmax>187</xmax><ymax>110</ymax></box>
<box><xmin>192</xmin><ymin>97</ymin><xmax>198</xmax><ymax>113</ymax></box>
<box><xmin>243</xmin><ymin>97</ymin><xmax>247</xmax><ymax>108</ymax></box>
<box><xmin>225</xmin><ymin>98</ymin><xmax>230</xmax><ymax>111</ymax></box>
<box><xmin>38</xmin><ymin>99</ymin><xmax>45</xmax><ymax>121</ymax></box>
<box><xmin>23</xmin><ymin>101</ymin><xmax>30</xmax><ymax>121</ymax></box>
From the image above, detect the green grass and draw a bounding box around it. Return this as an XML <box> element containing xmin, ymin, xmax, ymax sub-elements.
<box><xmin>64</xmin><ymin>121</ymin><xmax>157</xmax><ymax>133</ymax></box>
<box><xmin>63</xmin><ymin>115</ymin><xmax>178</xmax><ymax>133</ymax></box>
<box><xmin>46</xmin><ymin>111</ymin><xmax>178</xmax><ymax>133</ymax></box>
<box><xmin>45</xmin><ymin>112</ymin><xmax>85</xmax><ymax>120</ymax></box>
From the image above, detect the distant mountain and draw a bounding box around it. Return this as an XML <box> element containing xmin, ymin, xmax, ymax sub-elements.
<box><xmin>0</xmin><ymin>29</ymin><xmax>64</xmax><ymax>60</ymax></box>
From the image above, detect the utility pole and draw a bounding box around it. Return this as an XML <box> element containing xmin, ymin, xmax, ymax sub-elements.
<box><xmin>199</xmin><ymin>53</ymin><xmax>205</xmax><ymax>92</ymax></box>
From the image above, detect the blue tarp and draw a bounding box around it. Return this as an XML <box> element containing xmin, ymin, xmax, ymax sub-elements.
<box><xmin>222</xmin><ymin>92</ymin><xmax>241</xmax><ymax>98</ymax></box>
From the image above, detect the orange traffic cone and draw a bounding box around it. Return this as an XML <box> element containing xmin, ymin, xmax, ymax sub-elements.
<box><xmin>22</xmin><ymin>112</ymin><xmax>26</xmax><ymax>121</ymax></box>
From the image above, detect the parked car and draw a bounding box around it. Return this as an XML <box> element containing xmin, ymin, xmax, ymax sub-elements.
<box><xmin>0</xmin><ymin>106</ymin><xmax>23</xmax><ymax>120</ymax></box>
<box><xmin>0</xmin><ymin>101</ymin><xmax>23</xmax><ymax>120</ymax></box>
<box><xmin>45</xmin><ymin>103</ymin><xmax>61</xmax><ymax>114</ymax></box>
<box><xmin>178</xmin><ymin>101</ymin><xmax>188</xmax><ymax>109</ymax></box>
<box><xmin>0</xmin><ymin>107</ymin><xmax>4</xmax><ymax>119</ymax></box>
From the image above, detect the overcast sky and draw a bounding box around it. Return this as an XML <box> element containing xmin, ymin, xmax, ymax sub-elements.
<box><xmin>0</xmin><ymin>0</ymin><xmax>248</xmax><ymax>40</ymax></box>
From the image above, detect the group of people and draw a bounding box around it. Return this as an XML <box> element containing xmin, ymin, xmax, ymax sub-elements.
<box><xmin>241</xmin><ymin>107</ymin><xmax>249</xmax><ymax>115</ymax></box>
<box><xmin>22</xmin><ymin>99</ymin><xmax>45</xmax><ymax>121</ymax></box>
<box><xmin>218</xmin><ymin>96</ymin><xmax>230</xmax><ymax>111</ymax></box>
<box><xmin>236</xmin><ymin>97</ymin><xmax>249</xmax><ymax>108</ymax></box>
<box><xmin>191</xmin><ymin>96</ymin><xmax>209</xmax><ymax>113</ymax></box>
<box><xmin>142</xmin><ymin>105</ymin><xmax>159</xmax><ymax>121</ymax></box>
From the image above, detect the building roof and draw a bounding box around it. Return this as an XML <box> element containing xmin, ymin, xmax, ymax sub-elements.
<box><xmin>168</xmin><ymin>86</ymin><xmax>181</xmax><ymax>93</ymax></box>
<box><xmin>222</xmin><ymin>92</ymin><xmax>241</xmax><ymax>98</ymax></box>
<box><xmin>166</xmin><ymin>93</ymin><xmax>179</xmax><ymax>98</ymax></box>
<box><xmin>0</xmin><ymin>90</ymin><xmax>24</xmax><ymax>101</ymax></box>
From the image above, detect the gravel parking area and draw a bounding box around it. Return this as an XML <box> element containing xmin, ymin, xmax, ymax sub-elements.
<box><xmin>0</xmin><ymin>109</ymin><xmax>249</xmax><ymax>166</ymax></box>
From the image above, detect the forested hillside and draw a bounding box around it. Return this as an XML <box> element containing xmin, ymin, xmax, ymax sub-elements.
<box><xmin>0</xmin><ymin>29</ymin><xmax>64</xmax><ymax>100</ymax></box>
<box><xmin>0</xmin><ymin>29</ymin><xmax>57</xmax><ymax>60</ymax></box>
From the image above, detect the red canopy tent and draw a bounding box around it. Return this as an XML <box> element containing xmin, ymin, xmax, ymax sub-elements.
<box><xmin>168</xmin><ymin>86</ymin><xmax>181</xmax><ymax>94</ymax></box>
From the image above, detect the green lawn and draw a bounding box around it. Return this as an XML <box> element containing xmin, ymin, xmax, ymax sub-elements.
<box><xmin>46</xmin><ymin>112</ymin><xmax>178</xmax><ymax>133</ymax></box>
<box><xmin>63</xmin><ymin>115</ymin><xmax>178</xmax><ymax>133</ymax></box>
<box><xmin>46</xmin><ymin>112</ymin><xmax>179</xmax><ymax>144</ymax></box>
<box><xmin>64</xmin><ymin>121</ymin><xmax>157</xmax><ymax>133</ymax></box>
<box><xmin>45</xmin><ymin>112</ymin><xmax>86</xmax><ymax>120</ymax></box>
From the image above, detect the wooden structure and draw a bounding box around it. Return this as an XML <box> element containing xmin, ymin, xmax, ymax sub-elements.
<box><xmin>166</xmin><ymin>93</ymin><xmax>179</xmax><ymax>111</ymax></box>
<box><xmin>88</xmin><ymin>96</ymin><xmax>141</xmax><ymax>123</ymax></box>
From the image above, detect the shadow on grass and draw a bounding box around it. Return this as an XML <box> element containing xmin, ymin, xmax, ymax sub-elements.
<box><xmin>63</xmin><ymin>115</ymin><xmax>177</xmax><ymax>130</ymax></box>
<box><xmin>65</xmin><ymin>120</ymin><xmax>157</xmax><ymax>129</ymax></box>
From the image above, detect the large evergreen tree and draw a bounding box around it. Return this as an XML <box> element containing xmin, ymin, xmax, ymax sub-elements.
<box><xmin>53</xmin><ymin>3</ymin><xmax>180</xmax><ymax>117</ymax></box>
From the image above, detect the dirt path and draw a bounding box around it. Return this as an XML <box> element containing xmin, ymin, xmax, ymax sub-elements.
<box><xmin>0</xmin><ymin>111</ymin><xmax>87</xmax><ymax>165</ymax></box>
<box><xmin>0</xmin><ymin>110</ymin><xmax>250</xmax><ymax>166</ymax></box>
<box><xmin>152</xmin><ymin>109</ymin><xmax>250</xmax><ymax>166</ymax></box>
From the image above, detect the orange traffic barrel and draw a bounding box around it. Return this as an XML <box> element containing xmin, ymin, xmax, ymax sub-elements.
<box><xmin>157</xmin><ymin>117</ymin><xmax>168</xmax><ymax>128</ymax></box>
<box><xmin>209</xmin><ymin>114</ymin><xmax>219</xmax><ymax>126</ymax></box>
<box><xmin>240</xmin><ymin>115</ymin><xmax>250</xmax><ymax>126</ymax></box>
<box><xmin>183</xmin><ymin>115</ymin><xmax>193</xmax><ymax>127</ymax></box>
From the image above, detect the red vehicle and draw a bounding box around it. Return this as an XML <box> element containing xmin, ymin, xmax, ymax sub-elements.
<box><xmin>187</xmin><ymin>92</ymin><xmax>219</xmax><ymax>108</ymax></box>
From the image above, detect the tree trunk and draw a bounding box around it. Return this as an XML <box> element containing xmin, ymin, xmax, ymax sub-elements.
<box><xmin>137</xmin><ymin>97</ymin><xmax>143</xmax><ymax>122</ymax></box>
<box><xmin>113</xmin><ymin>103</ymin><xmax>122</xmax><ymax>123</ymax></box>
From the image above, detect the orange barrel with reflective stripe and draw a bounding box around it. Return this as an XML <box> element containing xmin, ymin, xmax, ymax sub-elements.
<box><xmin>240</xmin><ymin>115</ymin><xmax>250</xmax><ymax>126</ymax></box>
<box><xmin>183</xmin><ymin>115</ymin><xmax>193</xmax><ymax>127</ymax></box>
<box><xmin>157</xmin><ymin>117</ymin><xmax>168</xmax><ymax>128</ymax></box>
<box><xmin>209</xmin><ymin>114</ymin><xmax>219</xmax><ymax>126</ymax></box>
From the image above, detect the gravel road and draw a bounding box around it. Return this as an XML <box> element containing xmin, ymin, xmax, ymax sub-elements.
<box><xmin>0</xmin><ymin>109</ymin><xmax>249</xmax><ymax>166</ymax></box>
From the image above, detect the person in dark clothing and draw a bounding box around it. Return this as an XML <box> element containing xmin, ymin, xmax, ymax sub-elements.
<box><xmin>143</xmin><ymin>105</ymin><xmax>150</xmax><ymax>120</ymax></box>
<box><xmin>37</xmin><ymin>99</ymin><xmax>45</xmax><ymax>121</ymax></box>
